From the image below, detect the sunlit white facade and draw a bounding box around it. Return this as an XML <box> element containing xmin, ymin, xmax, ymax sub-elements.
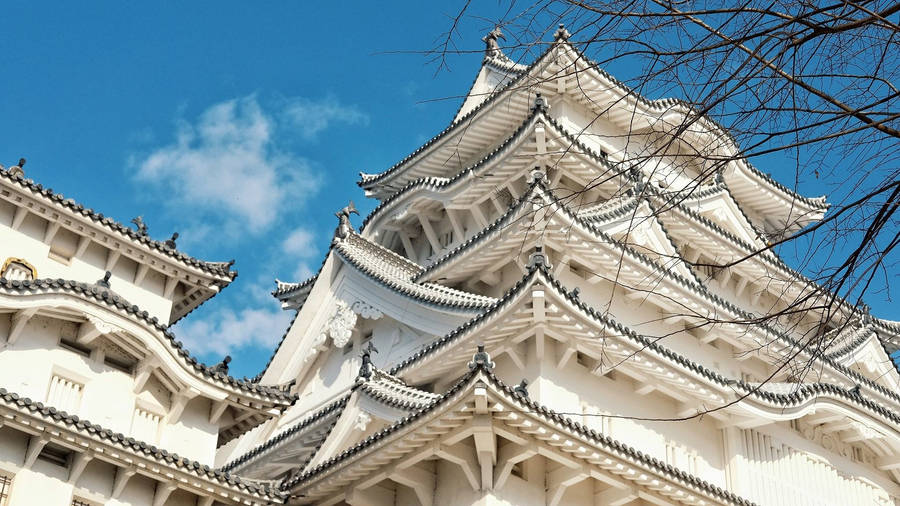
<box><xmin>3</xmin><ymin>26</ymin><xmax>900</xmax><ymax>506</ymax></box>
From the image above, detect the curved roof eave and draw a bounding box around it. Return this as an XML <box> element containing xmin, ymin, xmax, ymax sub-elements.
<box><xmin>0</xmin><ymin>278</ymin><xmax>296</xmax><ymax>405</ymax></box>
<box><xmin>360</xmin><ymin>39</ymin><xmax>828</xmax><ymax>214</ymax></box>
<box><xmin>0</xmin><ymin>169</ymin><xmax>238</xmax><ymax>281</ymax></box>
<box><xmin>0</xmin><ymin>385</ymin><xmax>285</xmax><ymax>503</ymax></box>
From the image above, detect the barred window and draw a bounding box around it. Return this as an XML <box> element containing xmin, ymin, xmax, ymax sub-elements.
<box><xmin>72</xmin><ymin>498</ymin><xmax>94</xmax><ymax>506</ymax></box>
<box><xmin>0</xmin><ymin>474</ymin><xmax>12</xmax><ymax>506</ymax></box>
<box><xmin>47</xmin><ymin>375</ymin><xmax>83</xmax><ymax>415</ymax></box>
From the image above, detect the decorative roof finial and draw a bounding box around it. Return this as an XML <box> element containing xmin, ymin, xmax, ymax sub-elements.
<box><xmin>468</xmin><ymin>344</ymin><xmax>495</xmax><ymax>371</ymax></box>
<box><xmin>165</xmin><ymin>232</ymin><xmax>179</xmax><ymax>250</ymax></box>
<box><xmin>513</xmin><ymin>379</ymin><xmax>529</xmax><ymax>398</ymax></box>
<box><xmin>483</xmin><ymin>26</ymin><xmax>506</xmax><ymax>58</ymax></box>
<box><xmin>554</xmin><ymin>24</ymin><xmax>571</xmax><ymax>41</ymax></box>
<box><xmin>527</xmin><ymin>245</ymin><xmax>551</xmax><ymax>270</ymax></box>
<box><xmin>130</xmin><ymin>216</ymin><xmax>149</xmax><ymax>237</ymax></box>
<box><xmin>358</xmin><ymin>341</ymin><xmax>379</xmax><ymax>381</ymax></box>
<box><xmin>8</xmin><ymin>158</ymin><xmax>25</xmax><ymax>178</ymax></box>
<box><xmin>334</xmin><ymin>201</ymin><xmax>359</xmax><ymax>241</ymax></box>
<box><xmin>211</xmin><ymin>355</ymin><xmax>231</xmax><ymax>374</ymax></box>
<box><xmin>532</xmin><ymin>92</ymin><xmax>549</xmax><ymax>112</ymax></box>
<box><xmin>528</xmin><ymin>166</ymin><xmax>547</xmax><ymax>184</ymax></box>
<box><xmin>97</xmin><ymin>271</ymin><xmax>112</xmax><ymax>289</ymax></box>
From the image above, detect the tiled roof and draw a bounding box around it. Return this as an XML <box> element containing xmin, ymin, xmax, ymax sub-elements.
<box><xmin>357</xmin><ymin>44</ymin><xmax>554</xmax><ymax>191</ymax></box>
<box><xmin>359</xmin><ymin>107</ymin><xmax>547</xmax><ymax>233</ymax></box>
<box><xmin>358</xmin><ymin>369</ymin><xmax>440</xmax><ymax>411</ymax></box>
<box><xmin>334</xmin><ymin>232</ymin><xmax>496</xmax><ymax>311</ymax></box>
<box><xmin>0</xmin><ymin>386</ymin><xmax>285</xmax><ymax>502</ymax></box>
<box><xmin>0</xmin><ymin>277</ymin><xmax>296</xmax><ymax>404</ymax></box>
<box><xmin>576</xmin><ymin>194</ymin><xmax>639</xmax><ymax>221</ymax></box>
<box><xmin>273</xmin><ymin>275</ymin><xmax>318</xmax><ymax>299</ymax></box>
<box><xmin>223</xmin><ymin>369</ymin><xmax>436</xmax><ymax>475</ymax></box>
<box><xmin>220</xmin><ymin>394</ymin><xmax>350</xmax><ymax>473</ymax></box>
<box><xmin>396</xmin><ymin>261</ymin><xmax>900</xmax><ymax>413</ymax></box>
<box><xmin>359</xmin><ymin>40</ymin><xmax>827</xmax><ymax>213</ymax></box>
<box><xmin>0</xmin><ymin>168</ymin><xmax>237</xmax><ymax>280</ymax></box>
<box><xmin>282</xmin><ymin>360</ymin><xmax>756</xmax><ymax>506</ymax></box>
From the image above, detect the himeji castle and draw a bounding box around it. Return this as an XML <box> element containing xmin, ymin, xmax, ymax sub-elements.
<box><xmin>2</xmin><ymin>25</ymin><xmax>900</xmax><ymax>506</ymax></box>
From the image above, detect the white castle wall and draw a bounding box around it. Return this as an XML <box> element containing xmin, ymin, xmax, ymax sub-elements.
<box><xmin>0</xmin><ymin>313</ymin><xmax>218</xmax><ymax>464</ymax></box>
<box><xmin>0</xmin><ymin>200</ymin><xmax>174</xmax><ymax>322</ymax></box>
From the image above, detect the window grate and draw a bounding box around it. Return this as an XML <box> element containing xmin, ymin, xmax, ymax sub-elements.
<box><xmin>72</xmin><ymin>499</ymin><xmax>93</xmax><ymax>506</ymax></box>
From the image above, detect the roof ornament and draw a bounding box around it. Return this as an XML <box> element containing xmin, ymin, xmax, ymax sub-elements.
<box><xmin>210</xmin><ymin>355</ymin><xmax>232</xmax><ymax>374</ymax></box>
<box><xmin>526</xmin><ymin>245</ymin><xmax>551</xmax><ymax>270</ymax></box>
<box><xmin>358</xmin><ymin>341</ymin><xmax>379</xmax><ymax>381</ymax></box>
<box><xmin>96</xmin><ymin>271</ymin><xmax>112</xmax><ymax>289</ymax></box>
<box><xmin>513</xmin><ymin>379</ymin><xmax>529</xmax><ymax>398</ymax></box>
<box><xmin>468</xmin><ymin>344</ymin><xmax>495</xmax><ymax>371</ymax></box>
<box><xmin>554</xmin><ymin>24</ymin><xmax>571</xmax><ymax>41</ymax></box>
<box><xmin>568</xmin><ymin>286</ymin><xmax>581</xmax><ymax>300</ymax></box>
<box><xmin>483</xmin><ymin>26</ymin><xmax>506</xmax><ymax>58</ymax></box>
<box><xmin>532</xmin><ymin>92</ymin><xmax>549</xmax><ymax>112</ymax></box>
<box><xmin>130</xmin><ymin>216</ymin><xmax>149</xmax><ymax>237</ymax></box>
<box><xmin>334</xmin><ymin>201</ymin><xmax>359</xmax><ymax>241</ymax></box>
<box><xmin>7</xmin><ymin>158</ymin><xmax>26</xmax><ymax>178</ymax></box>
<box><xmin>527</xmin><ymin>166</ymin><xmax>547</xmax><ymax>184</ymax></box>
<box><xmin>165</xmin><ymin>232</ymin><xmax>179</xmax><ymax>250</ymax></box>
<box><xmin>848</xmin><ymin>384</ymin><xmax>862</xmax><ymax>397</ymax></box>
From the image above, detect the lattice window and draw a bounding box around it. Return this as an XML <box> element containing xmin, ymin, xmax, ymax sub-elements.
<box><xmin>0</xmin><ymin>474</ymin><xmax>12</xmax><ymax>506</ymax></box>
<box><xmin>131</xmin><ymin>407</ymin><xmax>161</xmax><ymax>444</ymax></box>
<box><xmin>72</xmin><ymin>499</ymin><xmax>94</xmax><ymax>506</ymax></box>
<box><xmin>46</xmin><ymin>375</ymin><xmax>83</xmax><ymax>414</ymax></box>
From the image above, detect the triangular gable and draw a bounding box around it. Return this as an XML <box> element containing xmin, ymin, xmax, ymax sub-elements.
<box><xmin>284</xmin><ymin>361</ymin><xmax>753</xmax><ymax>506</ymax></box>
<box><xmin>305</xmin><ymin>371</ymin><xmax>440</xmax><ymax>470</ymax></box>
<box><xmin>682</xmin><ymin>186</ymin><xmax>763</xmax><ymax>247</ymax></box>
<box><xmin>589</xmin><ymin>199</ymin><xmax>697</xmax><ymax>281</ymax></box>
<box><xmin>454</xmin><ymin>56</ymin><xmax>525</xmax><ymax>122</ymax></box>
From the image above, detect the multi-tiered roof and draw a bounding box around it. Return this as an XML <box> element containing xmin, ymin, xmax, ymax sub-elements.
<box><xmin>224</xmin><ymin>26</ymin><xmax>900</xmax><ymax>505</ymax></box>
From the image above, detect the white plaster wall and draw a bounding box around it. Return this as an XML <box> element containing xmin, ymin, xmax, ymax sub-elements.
<box><xmin>0</xmin><ymin>208</ymin><xmax>174</xmax><ymax>322</ymax></box>
<box><xmin>0</xmin><ymin>314</ymin><xmax>219</xmax><ymax>465</ymax></box>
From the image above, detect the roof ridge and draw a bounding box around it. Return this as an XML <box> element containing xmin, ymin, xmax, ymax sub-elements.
<box><xmin>0</xmin><ymin>169</ymin><xmax>237</xmax><ymax>279</ymax></box>
<box><xmin>285</xmin><ymin>359</ymin><xmax>756</xmax><ymax>505</ymax></box>
<box><xmin>220</xmin><ymin>394</ymin><xmax>351</xmax><ymax>473</ymax></box>
<box><xmin>0</xmin><ymin>277</ymin><xmax>295</xmax><ymax>402</ymax></box>
<box><xmin>333</xmin><ymin>232</ymin><xmax>496</xmax><ymax>311</ymax></box>
<box><xmin>0</xmin><ymin>386</ymin><xmax>285</xmax><ymax>500</ymax></box>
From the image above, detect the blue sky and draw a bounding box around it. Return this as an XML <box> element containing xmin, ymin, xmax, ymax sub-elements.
<box><xmin>1</xmin><ymin>3</ymin><xmax>895</xmax><ymax>378</ymax></box>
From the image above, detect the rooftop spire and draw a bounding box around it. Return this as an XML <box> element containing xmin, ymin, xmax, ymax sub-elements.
<box><xmin>131</xmin><ymin>216</ymin><xmax>149</xmax><ymax>237</ymax></box>
<box><xmin>513</xmin><ymin>379</ymin><xmax>529</xmax><ymax>398</ymax></box>
<box><xmin>96</xmin><ymin>271</ymin><xmax>112</xmax><ymax>289</ymax></box>
<box><xmin>358</xmin><ymin>341</ymin><xmax>378</xmax><ymax>381</ymax></box>
<box><xmin>483</xmin><ymin>26</ymin><xmax>506</xmax><ymax>58</ymax></box>
<box><xmin>467</xmin><ymin>344</ymin><xmax>495</xmax><ymax>371</ymax></box>
<box><xmin>554</xmin><ymin>23</ymin><xmax>571</xmax><ymax>41</ymax></box>
<box><xmin>527</xmin><ymin>245</ymin><xmax>551</xmax><ymax>270</ymax></box>
<box><xmin>7</xmin><ymin>158</ymin><xmax>25</xmax><ymax>178</ymax></box>
<box><xmin>532</xmin><ymin>92</ymin><xmax>549</xmax><ymax>112</ymax></box>
<box><xmin>334</xmin><ymin>201</ymin><xmax>359</xmax><ymax>241</ymax></box>
<box><xmin>210</xmin><ymin>355</ymin><xmax>232</xmax><ymax>374</ymax></box>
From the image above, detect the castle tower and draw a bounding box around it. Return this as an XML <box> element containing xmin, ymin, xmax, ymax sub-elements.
<box><xmin>220</xmin><ymin>27</ymin><xmax>900</xmax><ymax>506</ymax></box>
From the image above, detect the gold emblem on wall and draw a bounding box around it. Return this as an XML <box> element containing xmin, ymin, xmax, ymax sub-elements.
<box><xmin>1</xmin><ymin>257</ymin><xmax>37</xmax><ymax>280</ymax></box>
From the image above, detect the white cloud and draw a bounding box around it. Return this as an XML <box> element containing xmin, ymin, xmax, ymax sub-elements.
<box><xmin>281</xmin><ymin>227</ymin><xmax>317</xmax><ymax>256</ymax></box>
<box><xmin>281</xmin><ymin>95</ymin><xmax>369</xmax><ymax>140</ymax></box>
<box><xmin>177</xmin><ymin>304</ymin><xmax>293</xmax><ymax>358</ymax></box>
<box><xmin>280</xmin><ymin>227</ymin><xmax>320</xmax><ymax>281</ymax></box>
<box><xmin>133</xmin><ymin>96</ymin><xmax>339</xmax><ymax>234</ymax></box>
